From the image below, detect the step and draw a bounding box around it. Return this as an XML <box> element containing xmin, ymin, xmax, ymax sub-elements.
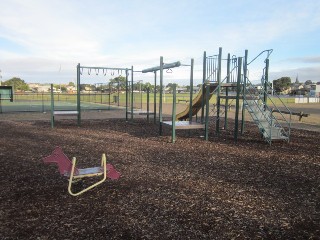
<box><xmin>219</xmin><ymin>95</ymin><xmax>243</xmax><ymax>100</ymax></box>
<box><xmin>245</xmin><ymin>96</ymin><xmax>260</xmax><ymax>100</ymax></box>
<box><xmin>252</xmin><ymin>114</ymin><xmax>271</xmax><ymax>122</ymax></box>
<box><xmin>258</xmin><ymin>122</ymin><xmax>271</xmax><ymax>129</ymax></box>
<box><xmin>262</xmin><ymin>127</ymin><xmax>287</xmax><ymax>139</ymax></box>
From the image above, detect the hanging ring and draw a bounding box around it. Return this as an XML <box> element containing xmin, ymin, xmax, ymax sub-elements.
<box><xmin>166</xmin><ymin>68</ymin><xmax>173</xmax><ymax>73</ymax></box>
<box><xmin>95</xmin><ymin>69</ymin><xmax>99</xmax><ymax>75</ymax></box>
<box><xmin>88</xmin><ymin>69</ymin><xmax>91</xmax><ymax>75</ymax></box>
<box><xmin>103</xmin><ymin>69</ymin><xmax>107</xmax><ymax>76</ymax></box>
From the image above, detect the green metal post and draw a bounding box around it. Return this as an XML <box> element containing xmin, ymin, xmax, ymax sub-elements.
<box><xmin>50</xmin><ymin>84</ymin><xmax>54</xmax><ymax>128</ymax></box>
<box><xmin>118</xmin><ymin>77</ymin><xmax>120</xmax><ymax>107</ymax></box>
<box><xmin>234</xmin><ymin>57</ymin><xmax>242</xmax><ymax>142</ymax></box>
<box><xmin>264</xmin><ymin>59</ymin><xmax>269</xmax><ymax>105</ymax></box>
<box><xmin>201</xmin><ymin>51</ymin><xmax>206</xmax><ymax>123</ymax></box>
<box><xmin>205</xmin><ymin>84</ymin><xmax>210</xmax><ymax>141</ymax></box>
<box><xmin>154</xmin><ymin>71</ymin><xmax>157</xmax><ymax>124</ymax></box>
<box><xmin>172</xmin><ymin>84</ymin><xmax>176</xmax><ymax>143</ymax></box>
<box><xmin>224</xmin><ymin>53</ymin><xmax>231</xmax><ymax>130</ymax></box>
<box><xmin>125</xmin><ymin>69</ymin><xmax>128</xmax><ymax>121</ymax></box>
<box><xmin>140</xmin><ymin>81</ymin><xmax>142</xmax><ymax>110</ymax></box>
<box><xmin>147</xmin><ymin>87</ymin><xmax>150</xmax><ymax>123</ymax></box>
<box><xmin>241</xmin><ymin>50</ymin><xmax>248</xmax><ymax>134</ymax></box>
<box><xmin>216</xmin><ymin>47</ymin><xmax>222</xmax><ymax>135</ymax></box>
<box><xmin>76</xmin><ymin>63</ymin><xmax>81</xmax><ymax>125</ymax></box>
<box><xmin>159</xmin><ymin>56</ymin><xmax>163</xmax><ymax>135</ymax></box>
<box><xmin>108</xmin><ymin>82</ymin><xmax>111</xmax><ymax>108</ymax></box>
<box><xmin>189</xmin><ymin>58</ymin><xmax>194</xmax><ymax>123</ymax></box>
<box><xmin>131</xmin><ymin>66</ymin><xmax>134</xmax><ymax>121</ymax></box>
<box><xmin>0</xmin><ymin>94</ymin><xmax>2</xmax><ymax>114</ymax></box>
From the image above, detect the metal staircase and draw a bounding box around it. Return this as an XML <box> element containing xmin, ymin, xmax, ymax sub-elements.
<box><xmin>244</xmin><ymin>65</ymin><xmax>292</xmax><ymax>144</ymax></box>
<box><xmin>244</xmin><ymin>98</ymin><xmax>290</xmax><ymax>143</ymax></box>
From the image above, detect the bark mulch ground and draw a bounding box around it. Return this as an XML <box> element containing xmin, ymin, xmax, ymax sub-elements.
<box><xmin>0</xmin><ymin>117</ymin><xmax>319</xmax><ymax>239</ymax></box>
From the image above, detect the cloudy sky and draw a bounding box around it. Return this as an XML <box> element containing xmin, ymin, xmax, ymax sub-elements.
<box><xmin>0</xmin><ymin>0</ymin><xmax>319</xmax><ymax>86</ymax></box>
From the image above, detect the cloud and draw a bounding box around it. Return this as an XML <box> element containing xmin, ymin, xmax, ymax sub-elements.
<box><xmin>288</xmin><ymin>56</ymin><xmax>320</xmax><ymax>64</ymax></box>
<box><xmin>270</xmin><ymin>66</ymin><xmax>320</xmax><ymax>82</ymax></box>
<box><xmin>1</xmin><ymin>0</ymin><xmax>320</xmax><ymax>84</ymax></box>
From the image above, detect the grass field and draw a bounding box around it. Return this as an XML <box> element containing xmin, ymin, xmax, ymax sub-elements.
<box><xmin>9</xmin><ymin>91</ymin><xmax>296</xmax><ymax>107</ymax></box>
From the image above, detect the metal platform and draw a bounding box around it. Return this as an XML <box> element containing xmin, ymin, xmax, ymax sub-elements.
<box><xmin>162</xmin><ymin>121</ymin><xmax>205</xmax><ymax>129</ymax></box>
<box><xmin>54</xmin><ymin>110</ymin><xmax>79</xmax><ymax>115</ymax></box>
<box><xmin>127</xmin><ymin>110</ymin><xmax>154</xmax><ymax>115</ymax></box>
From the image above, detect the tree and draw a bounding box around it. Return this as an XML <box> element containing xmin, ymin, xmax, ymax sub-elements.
<box><xmin>165</xmin><ymin>83</ymin><xmax>177</xmax><ymax>92</ymax></box>
<box><xmin>272</xmin><ymin>77</ymin><xmax>291</xmax><ymax>93</ymax></box>
<box><xmin>305</xmin><ymin>80</ymin><xmax>313</xmax><ymax>85</ymax></box>
<box><xmin>109</xmin><ymin>76</ymin><xmax>126</xmax><ymax>90</ymax></box>
<box><xmin>2</xmin><ymin>77</ymin><xmax>29</xmax><ymax>91</ymax></box>
<box><xmin>68</xmin><ymin>82</ymin><xmax>75</xmax><ymax>87</ymax></box>
<box><xmin>143</xmin><ymin>82</ymin><xmax>153</xmax><ymax>92</ymax></box>
<box><xmin>60</xmin><ymin>86</ymin><xmax>67</xmax><ymax>92</ymax></box>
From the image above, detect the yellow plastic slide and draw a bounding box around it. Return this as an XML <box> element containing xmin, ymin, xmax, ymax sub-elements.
<box><xmin>176</xmin><ymin>84</ymin><xmax>217</xmax><ymax>121</ymax></box>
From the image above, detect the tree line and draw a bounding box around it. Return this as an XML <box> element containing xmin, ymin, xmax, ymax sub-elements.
<box><xmin>2</xmin><ymin>76</ymin><xmax>316</xmax><ymax>94</ymax></box>
<box><xmin>1</xmin><ymin>77</ymin><xmax>200</xmax><ymax>93</ymax></box>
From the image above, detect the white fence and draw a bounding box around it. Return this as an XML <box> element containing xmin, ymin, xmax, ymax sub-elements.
<box><xmin>295</xmin><ymin>97</ymin><xmax>320</xmax><ymax>103</ymax></box>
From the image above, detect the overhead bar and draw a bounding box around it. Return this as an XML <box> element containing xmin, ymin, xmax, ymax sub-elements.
<box><xmin>80</xmin><ymin>66</ymin><xmax>129</xmax><ymax>71</ymax></box>
<box><xmin>142</xmin><ymin>61</ymin><xmax>181</xmax><ymax>73</ymax></box>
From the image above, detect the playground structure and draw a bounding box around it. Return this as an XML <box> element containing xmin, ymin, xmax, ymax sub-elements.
<box><xmin>143</xmin><ymin>48</ymin><xmax>292</xmax><ymax>144</ymax></box>
<box><xmin>43</xmin><ymin>147</ymin><xmax>120</xmax><ymax>196</ymax></box>
<box><xmin>202</xmin><ymin>48</ymin><xmax>292</xmax><ymax>144</ymax></box>
<box><xmin>50</xmin><ymin>64</ymin><xmax>130</xmax><ymax>128</ymax></box>
<box><xmin>48</xmin><ymin>47</ymin><xmax>292</xmax><ymax>144</ymax></box>
<box><xmin>141</xmin><ymin>58</ymin><xmax>211</xmax><ymax>143</ymax></box>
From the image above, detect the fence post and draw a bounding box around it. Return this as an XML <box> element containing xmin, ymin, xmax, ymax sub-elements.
<box><xmin>50</xmin><ymin>84</ymin><xmax>54</xmax><ymax>128</ymax></box>
<box><xmin>0</xmin><ymin>94</ymin><xmax>2</xmax><ymax>114</ymax></box>
<box><xmin>147</xmin><ymin>87</ymin><xmax>150</xmax><ymax>123</ymax></box>
<box><xmin>42</xmin><ymin>92</ymin><xmax>44</xmax><ymax>112</ymax></box>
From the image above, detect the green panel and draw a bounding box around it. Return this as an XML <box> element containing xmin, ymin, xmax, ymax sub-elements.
<box><xmin>0</xmin><ymin>86</ymin><xmax>13</xmax><ymax>102</ymax></box>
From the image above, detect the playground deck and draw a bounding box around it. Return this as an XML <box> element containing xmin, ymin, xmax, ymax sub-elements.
<box><xmin>162</xmin><ymin>120</ymin><xmax>205</xmax><ymax>129</ymax></box>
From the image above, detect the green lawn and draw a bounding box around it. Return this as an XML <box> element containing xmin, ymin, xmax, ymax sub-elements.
<box><xmin>8</xmin><ymin>92</ymin><xmax>295</xmax><ymax>111</ymax></box>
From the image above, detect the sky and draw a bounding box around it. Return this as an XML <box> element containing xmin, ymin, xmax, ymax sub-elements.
<box><xmin>0</xmin><ymin>0</ymin><xmax>320</xmax><ymax>86</ymax></box>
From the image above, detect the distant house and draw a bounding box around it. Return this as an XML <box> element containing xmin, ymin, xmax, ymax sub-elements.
<box><xmin>67</xmin><ymin>85</ymin><xmax>76</xmax><ymax>93</ymax></box>
<box><xmin>28</xmin><ymin>83</ymin><xmax>51</xmax><ymax>92</ymax></box>
<box><xmin>289</xmin><ymin>81</ymin><xmax>320</xmax><ymax>96</ymax></box>
<box><xmin>310</xmin><ymin>84</ymin><xmax>320</xmax><ymax>97</ymax></box>
<box><xmin>176</xmin><ymin>87</ymin><xmax>187</xmax><ymax>93</ymax></box>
